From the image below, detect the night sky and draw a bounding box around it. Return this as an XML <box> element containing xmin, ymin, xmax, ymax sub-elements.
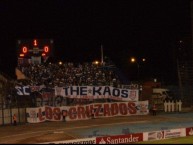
<box><xmin>0</xmin><ymin>0</ymin><xmax>192</xmax><ymax>83</ymax></box>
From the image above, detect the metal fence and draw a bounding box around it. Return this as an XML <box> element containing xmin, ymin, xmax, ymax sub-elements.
<box><xmin>0</xmin><ymin>105</ymin><xmax>26</xmax><ymax>125</ymax></box>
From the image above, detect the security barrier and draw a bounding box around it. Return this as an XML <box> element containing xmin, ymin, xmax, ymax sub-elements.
<box><xmin>164</xmin><ymin>100</ymin><xmax>182</xmax><ymax>112</ymax></box>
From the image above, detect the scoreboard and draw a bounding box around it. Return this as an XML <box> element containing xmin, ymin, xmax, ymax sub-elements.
<box><xmin>17</xmin><ymin>39</ymin><xmax>53</xmax><ymax>65</ymax></box>
<box><xmin>17</xmin><ymin>39</ymin><xmax>53</xmax><ymax>57</ymax></box>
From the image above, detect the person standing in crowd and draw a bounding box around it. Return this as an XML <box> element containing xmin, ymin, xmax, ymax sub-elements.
<box><xmin>13</xmin><ymin>114</ymin><xmax>17</xmax><ymax>126</ymax></box>
<box><xmin>152</xmin><ymin>104</ymin><xmax>157</xmax><ymax>116</ymax></box>
<box><xmin>62</xmin><ymin>110</ymin><xmax>67</xmax><ymax>122</ymax></box>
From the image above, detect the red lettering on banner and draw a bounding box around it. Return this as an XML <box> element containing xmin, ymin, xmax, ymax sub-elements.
<box><xmin>53</xmin><ymin>108</ymin><xmax>61</xmax><ymax>120</ymax></box>
<box><xmin>69</xmin><ymin>107</ymin><xmax>77</xmax><ymax>120</ymax></box>
<box><xmin>38</xmin><ymin>108</ymin><xmax>45</xmax><ymax>121</ymax></box>
<box><xmin>85</xmin><ymin>105</ymin><xmax>92</xmax><ymax>118</ymax></box>
<box><xmin>94</xmin><ymin>104</ymin><xmax>102</xmax><ymax>117</ymax></box>
<box><xmin>96</xmin><ymin>133</ymin><xmax>143</xmax><ymax>144</ymax></box>
<box><xmin>104</xmin><ymin>104</ymin><xmax>111</xmax><ymax>117</ymax></box>
<box><xmin>78</xmin><ymin>107</ymin><xmax>86</xmax><ymax>119</ymax></box>
<box><xmin>28</xmin><ymin>101</ymin><xmax>148</xmax><ymax>123</ymax></box>
<box><xmin>111</xmin><ymin>103</ymin><xmax>118</xmax><ymax>116</ymax></box>
<box><xmin>119</xmin><ymin>103</ymin><xmax>127</xmax><ymax>115</ymax></box>
<box><xmin>90</xmin><ymin>105</ymin><xmax>95</xmax><ymax>118</ymax></box>
<box><xmin>128</xmin><ymin>102</ymin><xmax>137</xmax><ymax>114</ymax></box>
<box><xmin>45</xmin><ymin>107</ymin><xmax>52</xmax><ymax>120</ymax></box>
<box><xmin>89</xmin><ymin>105</ymin><xmax>94</xmax><ymax>111</ymax></box>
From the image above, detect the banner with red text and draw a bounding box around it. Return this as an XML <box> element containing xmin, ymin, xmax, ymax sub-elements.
<box><xmin>26</xmin><ymin>101</ymin><xmax>148</xmax><ymax>123</ymax></box>
<box><xmin>96</xmin><ymin>133</ymin><xmax>143</xmax><ymax>144</ymax></box>
<box><xmin>164</xmin><ymin>128</ymin><xmax>186</xmax><ymax>139</ymax></box>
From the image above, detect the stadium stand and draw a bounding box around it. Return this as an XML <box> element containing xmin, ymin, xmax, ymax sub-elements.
<box><xmin>17</xmin><ymin>62</ymin><xmax>122</xmax><ymax>88</ymax></box>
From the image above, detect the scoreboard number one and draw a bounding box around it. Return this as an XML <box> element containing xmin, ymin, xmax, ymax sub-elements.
<box><xmin>33</xmin><ymin>39</ymin><xmax>38</xmax><ymax>46</ymax></box>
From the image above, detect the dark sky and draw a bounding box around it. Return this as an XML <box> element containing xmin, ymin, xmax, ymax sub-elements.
<box><xmin>0</xmin><ymin>0</ymin><xmax>192</xmax><ymax>83</ymax></box>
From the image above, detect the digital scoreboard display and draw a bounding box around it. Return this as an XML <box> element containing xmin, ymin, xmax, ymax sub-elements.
<box><xmin>17</xmin><ymin>39</ymin><xmax>53</xmax><ymax>65</ymax></box>
<box><xmin>17</xmin><ymin>39</ymin><xmax>53</xmax><ymax>58</ymax></box>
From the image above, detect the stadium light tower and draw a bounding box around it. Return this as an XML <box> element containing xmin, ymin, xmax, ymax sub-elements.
<box><xmin>130</xmin><ymin>57</ymin><xmax>146</xmax><ymax>81</ymax></box>
<box><xmin>101</xmin><ymin>44</ymin><xmax>104</xmax><ymax>65</ymax></box>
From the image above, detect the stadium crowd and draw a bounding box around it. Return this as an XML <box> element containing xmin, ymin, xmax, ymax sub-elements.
<box><xmin>17</xmin><ymin>62</ymin><xmax>121</xmax><ymax>88</ymax></box>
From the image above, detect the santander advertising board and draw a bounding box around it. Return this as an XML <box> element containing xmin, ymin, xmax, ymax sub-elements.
<box><xmin>96</xmin><ymin>133</ymin><xmax>143</xmax><ymax>144</ymax></box>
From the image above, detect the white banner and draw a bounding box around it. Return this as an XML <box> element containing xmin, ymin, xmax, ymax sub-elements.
<box><xmin>15</xmin><ymin>85</ymin><xmax>30</xmax><ymax>96</ymax></box>
<box><xmin>143</xmin><ymin>131</ymin><xmax>165</xmax><ymax>141</ymax></box>
<box><xmin>27</xmin><ymin>107</ymin><xmax>45</xmax><ymax>123</ymax></box>
<box><xmin>143</xmin><ymin>128</ymin><xmax>186</xmax><ymax>142</ymax></box>
<box><xmin>40</xmin><ymin>137</ymin><xmax>96</xmax><ymax>144</ymax></box>
<box><xmin>55</xmin><ymin>86</ymin><xmax>139</xmax><ymax>101</ymax></box>
<box><xmin>26</xmin><ymin>101</ymin><xmax>149</xmax><ymax>123</ymax></box>
<box><xmin>164</xmin><ymin>128</ymin><xmax>186</xmax><ymax>139</ymax></box>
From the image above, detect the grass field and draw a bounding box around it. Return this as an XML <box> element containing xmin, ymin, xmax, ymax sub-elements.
<box><xmin>137</xmin><ymin>136</ymin><xmax>193</xmax><ymax>144</ymax></box>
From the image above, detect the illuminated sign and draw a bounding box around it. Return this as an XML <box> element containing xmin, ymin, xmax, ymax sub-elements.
<box><xmin>33</xmin><ymin>39</ymin><xmax>38</xmax><ymax>46</ymax></box>
<box><xmin>17</xmin><ymin>39</ymin><xmax>53</xmax><ymax>58</ymax></box>
<box><xmin>44</xmin><ymin>46</ymin><xmax>49</xmax><ymax>53</ymax></box>
<box><xmin>22</xmin><ymin>46</ymin><xmax>28</xmax><ymax>53</ymax></box>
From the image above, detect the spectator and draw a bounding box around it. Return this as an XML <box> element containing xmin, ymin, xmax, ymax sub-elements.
<box><xmin>13</xmin><ymin>114</ymin><xmax>17</xmax><ymax>126</ymax></box>
<box><xmin>152</xmin><ymin>104</ymin><xmax>157</xmax><ymax>116</ymax></box>
<box><xmin>18</xmin><ymin>62</ymin><xmax>121</xmax><ymax>88</ymax></box>
<box><xmin>62</xmin><ymin>110</ymin><xmax>67</xmax><ymax>122</ymax></box>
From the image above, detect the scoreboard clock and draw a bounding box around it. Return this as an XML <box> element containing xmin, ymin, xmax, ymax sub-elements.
<box><xmin>17</xmin><ymin>39</ymin><xmax>53</xmax><ymax>58</ymax></box>
<box><xmin>17</xmin><ymin>39</ymin><xmax>53</xmax><ymax>65</ymax></box>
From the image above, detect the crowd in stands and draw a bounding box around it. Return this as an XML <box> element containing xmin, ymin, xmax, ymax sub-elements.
<box><xmin>17</xmin><ymin>62</ymin><xmax>121</xmax><ymax>88</ymax></box>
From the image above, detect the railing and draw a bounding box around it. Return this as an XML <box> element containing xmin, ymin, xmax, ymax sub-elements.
<box><xmin>164</xmin><ymin>100</ymin><xmax>182</xmax><ymax>112</ymax></box>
